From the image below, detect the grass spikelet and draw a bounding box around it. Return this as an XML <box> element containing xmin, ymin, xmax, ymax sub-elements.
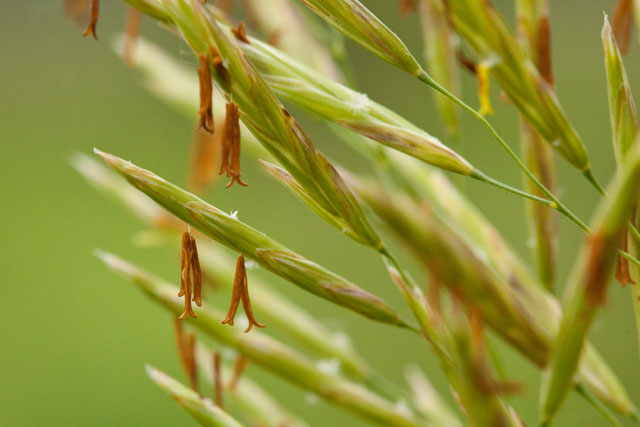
<box><xmin>540</xmin><ymin>145</ymin><xmax>640</xmax><ymax>424</ymax></box>
<box><xmin>146</xmin><ymin>365</ymin><xmax>243</xmax><ymax>426</ymax></box>
<box><xmin>94</xmin><ymin>149</ymin><xmax>409</xmax><ymax>328</ymax></box>
<box><xmin>98</xmin><ymin>253</ymin><xmax>427</xmax><ymax>426</ymax></box>
<box><xmin>419</xmin><ymin>0</ymin><xmax>461</xmax><ymax>140</ymax></box>
<box><xmin>516</xmin><ymin>0</ymin><xmax>558</xmax><ymax>290</ymax></box>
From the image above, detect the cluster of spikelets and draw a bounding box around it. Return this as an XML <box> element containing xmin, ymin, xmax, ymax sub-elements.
<box><xmin>68</xmin><ymin>0</ymin><xmax>640</xmax><ymax>425</ymax></box>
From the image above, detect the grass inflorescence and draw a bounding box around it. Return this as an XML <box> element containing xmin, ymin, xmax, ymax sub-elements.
<box><xmin>70</xmin><ymin>0</ymin><xmax>640</xmax><ymax>425</ymax></box>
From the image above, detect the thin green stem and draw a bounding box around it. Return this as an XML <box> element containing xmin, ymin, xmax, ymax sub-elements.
<box><xmin>417</xmin><ymin>70</ymin><xmax>640</xmax><ymax>270</ymax></box>
<box><xmin>471</xmin><ymin>170</ymin><xmax>555</xmax><ymax>207</ymax></box>
<box><xmin>584</xmin><ymin>170</ymin><xmax>640</xmax><ymax>245</ymax></box>
<box><xmin>574</xmin><ymin>384</ymin><xmax>623</xmax><ymax>427</ymax></box>
<box><xmin>417</xmin><ymin>70</ymin><xmax>587</xmax><ymax>232</ymax></box>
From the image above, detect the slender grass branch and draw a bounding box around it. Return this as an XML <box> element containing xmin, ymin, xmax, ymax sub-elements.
<box><xmin>417</xmin><ymin>70</ymin><xmax>640</xmax><ymax>270</ymax></box>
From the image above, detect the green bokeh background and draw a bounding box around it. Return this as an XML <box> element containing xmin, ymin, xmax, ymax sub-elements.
<box><xmin>2</xmin><ymin>1</ymin><xmax>639</xmax><ymax>425</ymax></box>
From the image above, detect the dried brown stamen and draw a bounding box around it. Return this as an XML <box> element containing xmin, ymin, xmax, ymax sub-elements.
<box><xmin>179</xmin><ymin>228</ymin><xmax>202</xmax><ymax>319</ymax></box>
<box><xmin>173</xmin><ymin>318</ymin><xmax>199</xmax><ymax>393</ymax></box>
<box><xmin>227</xmin><ymin>355</ymin><xmax>249</xmax><ymax>392</ymax></box>
<box><xmin>467</xmin><ymin>308</ymin><xmax>523</xmax><ymax>396</ymax></box>
<box><xmin>222</xmin><ymin>255</ymin><xmax>264</xmax><ymax>332</ymax></box>
<box><xmin>240</xmin><ymin>271</ymin><xmax>265</xmax><ymax>332</ymax></box>
<box><xmin>615</xmin><ymin>232</ymin><xmax>634</xmax><ymax>286</ymax></box>
<box><xmin>612</xmin><ymin>0</ymin><xmax>633</xmax><ymax>55</ymax></box>
<box><xmin>211</xmin><ymin>47</ymin><xmax>231</xmax><ymax>88</ymax></box>
<box><xmin>189</xmin><ymin>127</ymin><xmax>222</xmax><ymax>193</ymax></box>
<box><xmin>82</xmin><ymin>0</ymin><xmax>99</xmax><ymax>39</ymax></box>
<box><xmin>212</xmin><ymin>352</ymin><xmax>224</xmax><ymax>408</ymax></box>
<box><xmin>219</xmin><ymin>102</ymin><xmax>248</xmax><ymax>188</ymax></box>
<box><xmin>222</xmin><ymin>255</ymin><xmax>244</xmax><ymax>326</ymax></box>
<box><xmin>455</xmin><ymin>49</ymin><xmax>477</xmax><ymax>74</ymax></box>
<box><xmin>537</xmin><ymin>16</ymin><xmax>554</xmax><ymax>86</ymax></box>
<box><xmin>397</xmin><ymin>0</ymin><xmax>418</xmax><ymax>16</ymax></box>
<box><xmin>64</xmin><ymin>0</ymin><xmax>89</xmax><ymax>25</ymax></box>
<box><xmin>123</xmin><ymin>8</ymin><xmax>142</xmax><ymax>67</ymax></box>
<box><xmin>231</xmin><ymin>22</ymin><xmax>250</xmax><ymax>44</ymax></box>
<box><xmin>197</xmin><ymin>55</ymin><xmax>214</xmax><ymax>133</ymax></box>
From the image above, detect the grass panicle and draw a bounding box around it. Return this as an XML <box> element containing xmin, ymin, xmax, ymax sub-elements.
<box><xmin>345</xmin><ymin>169</ymin><xmax>635</xmax><ymax>416</ymax></box>
<box><xmin>99</xmin><ymin>252</ymin><xmax>428</xmax><ymax>426</ymax></box>
<box><xmin>70</xmin><ymin>1</ymin><xmax>640</xmax><ymax>425</ymax></box>
<box><xmin>94</xmin><ymin>149</ymin><xmax>408</xmax><ymax>328</ymax></box>
<box><xmin>162</xmin><ymin>0</ymin><xmax>383</xmax><ymax>250</ymax></box>
<box><xmin>72</xmin><ymin>154</ymin><xmax>372</xmax><ymax>380</ymax></box>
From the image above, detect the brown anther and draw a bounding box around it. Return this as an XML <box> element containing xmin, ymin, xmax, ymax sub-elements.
<box><xmin>222</xmin><ymin>255</ymin><xmax>264</xmax><ymax>331</ymax></box>
<box><xmin>222</xmin><ymin>255</ymin><xmax>244</xmax><ymax>326</ymax></box>
<box><xmin>210</xmin><ymin>47</ymin><xmax>231</xmax><ymax>88</ymax></box>
<box><xmin>583</xmin><ymin>232</ymin><xmax>611</xmax><ymax>306</ymax></box>
<box><xmin>231</xmin><ymin>22</ymin><xmax>250</xmax><ymax>44</ymax></box>
<box><xmin>397</xmin><ymin>0</ymin><xmax>418</xmax><ymax>16</ymax></box>
<box><xmin>537</xmin><ymin>16</ymin><xmax>554</xmax><ymax>86</ymax></box>
<box><xmin>219</xmin><ymin>102</ymin><xmax>248</xmax><ymax>187</ymax></box>
<box><xmin>173</xmin><ymin>319</ymin><xmax>199</xmax><ymax>393</ymax></box>
<box><xmin>227</xmin><ymin>355</ymin><xmax>249</xmax><ymax>392</ymax></box>
<box><xmin>240</xmin><ymin>271</ymin><xmax>265</xmax><ymax>332</ymax></box>
<box><xmin>190</xmin><ymin>234</ymin><xmax>203</xmax><ymax>306</ymax></box>
<box><xmin>455</xmin><ymin>49</ymin><xmax>477</xmax><ymax>74</ymax></box>
<box><xmin>189</xmin><ymin>127</ymin><xmax>222</xmax><ymax>193</ymax></box>
<box><xmin>212</xmin><ymin>352</ymin><xmax>224</xmax><ymax>408</ymax></box>
<box><xmin>82</xmin><ymin>0</ymin><xmax>99</xmax><ymax>39</ymax></box>
<box><xmin>64</xmin><ymin>0</ymin><xmax>89</xmax><ymax>25</ymax></box>
<box><xmin>426</xmin><ymin>264</ymin><xmax>443</xmax><ymax>326</ymax></box>
<box><xmin>467</xmin><ymin>308</ymin><xmax>523</xmax><ymax>396</ymax></box>
<box><xmin>123</xmin><ymin>8</ymin><xmax>142</xmax><ymax>67</ymax></box>
<box><xmin>615</xmin><ymin>232</ymin><xmax>634</xmax><ymax>286</ymax></box>
<box><xmin>197</xmin><ymin>55</ymin><xmax>214</xmax><ymax>133</ymax></box>
<box><xmin>612</xmin><ymin>0</ymin><xmax>633</xmax><ymax>55</ymax></box>
<box><xmin>179</xmin><ymin>228</ymin><xmax>202</xmax><ymax>319</ymax></box>
<box><xmin>267</xmin><ymin>30</ymin><xmax>282</xmax><ymax>48</ymax></box>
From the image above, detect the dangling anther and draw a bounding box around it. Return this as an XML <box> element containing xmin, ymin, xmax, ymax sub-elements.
<box><xmin>212</xmin><ymin>352</ymin><xmax>223</xmax><ymax>408</ymax></box>
<box><xmin>82</xmin><ymin>0</ymin><xmax>99</xmax><ymax>39</ymax></box>
<box><xmin>197</xmin><ymin>55</ymin><xmax>214</xmax><ymax>133</ymax></box>
<box><xmin>477</xmin><ymin>62</ymin><xmax>493</xmax><ymax>116</ymax></box>
<box><xmin>219</xmin><ymin>102</ymin><xmax>248</xmax><ymax>187</ymax></box>
<box><xmin>173</xmin><ymin>318</ymin><xmax>199</xmax><ymax>392</ymax></box>
<box><xmin>179</xmin><ymin>227</ymin><xmax>202</xmax><ymax>319</ymax></box>
<box><xmin>227</xmin><ymin>355</ymin><xmax>249</xmax><ymax>392</ymax></box>
<box><xmin>231</xmin><ymin>22</ymin><xmax>250</xmax><ymax>44</ymax></box>
<box><xmin>222</xmin><ymin>255</ymin><xmax>264</xmax><ymax>332</ymax></box>
<box><xmin>123</xmin><ymin>8</ymin><xmax>142</xmax><ymax>67</ymax></box>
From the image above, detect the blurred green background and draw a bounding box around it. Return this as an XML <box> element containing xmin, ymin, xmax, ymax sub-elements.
<box><xmin>2</xmin><ymin>1</ymin><xmax>639</xmax><ymax>425</ymax></box>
